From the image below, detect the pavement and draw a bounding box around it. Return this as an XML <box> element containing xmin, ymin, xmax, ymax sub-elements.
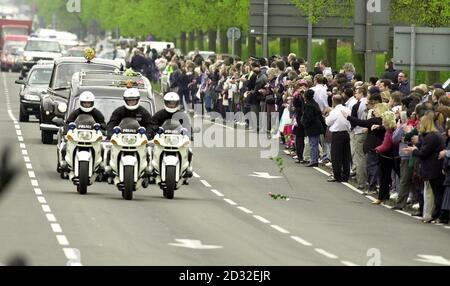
<box><xmin>1</xmin><ymin>71</ymin><xmax>450</xmax><ymax>266</ymax></box>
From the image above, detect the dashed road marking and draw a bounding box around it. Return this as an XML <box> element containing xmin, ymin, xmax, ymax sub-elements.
<box><xmin>23</xmin><ymin>156</ymin><xmax>30</xmax><ymax>162</ymax></box>
<box><xmin>210</xmin><ymin>189</ymin><xmax>224</xmax><ymax>197</ymax></box>
<box><xmin>223</xmin><ymin>198</ymin><xmax>237</xmax><ymax>206</ymax></box>
<box><xmin>253</xmin><ymin>215</ymin><xmax>270</xmax><ymax>224</ymax></box>
<box><xmin>51</xmin><ymin>223</ymin><xmax>62</xmax><ymax>233</ymax></box>
<box><xmin>21</xmin><ymin>149</ymin><xmax>28</xmax><ymax>155</ymax></box>
<box><xmin>314</xmin><ymin>248</ymin><xmax>338</xmax><ymax>259</ymax></box>
<box><xmin>270</xmin><ymin>225</ymin><xmax>290</xmax><ymax>234</ymax></box>
<box><xmin>46</xmin><ymin>214</ymin><xmax>57</xmax><ymax>222</ymax></box>
<box><xmin>193</xmin><ymin>172</ymin><xmax>200</xmax><ymax>178</ymax></box>
<box><xmin>341</xmin><ymin>260</ymin><xmax>358</xmax><ymax>266</ymax></box>
<box><xmin>291</xmin><ymin>236</ymin><xmax>313</xmax><ymax>246</ymax></box>
<box><xmin>56</xmin><ymin>235</ymin><xmax>69</xmax><ymax>246</ymax></box>
<box><xmin>34</xmin><ymin>188</ymin><xmax>43</xmax><ymax>195</ymax></box>
<box><xmin>237</xmin><ymin>206</ymin><xmax>253</xmax><ymax>214</ymax></box>
<box><xmin>30</xmin><ymin>180</ymin><xmax>39</xmax><ymax>187</ymax></box>
<box><xmin>200</xmin><ymin>180</ymin><xmax>211</xmax><ymax>187</ymax></box>
<box><xmin>28</xmin><ymin>170</ymin><xmax>36</xmax><ymax>178</ymax></box>
<box><xmin>26</xmin><ymin>163</ymin><xmax>33</xmax><ymax>169</ymax></box>
<box><xmin>37</xmin><ymin>196</ymin><xmax>47</xmax><ymax>204</ymax></box>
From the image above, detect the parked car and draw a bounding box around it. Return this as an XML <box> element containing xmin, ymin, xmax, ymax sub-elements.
<box><xmin>55</xmin><ymin>70</ymin><xmax>156</xmax><ymax>177</ymax></box>
<box><xmin>15</xmin><ymin>61</ymin><xmax>54</xmax><ymax>122</ymax></box>
<box><xmin>39</xmin><ymin>56</ymin><xmax>121</xmax><ymax>144</ymax></box>
<box><xmin>21</xmin><ymin>37</ymin><xmax>63</xmax><ymax>78</ymax></box>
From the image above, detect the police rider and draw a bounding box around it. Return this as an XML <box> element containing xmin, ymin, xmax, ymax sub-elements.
<box><xmin>60</xmin><ymin>91</ymin><xmax>106</xmax><ymax>172</ymax></box>
<box><xmin>106</xmin><ymin>88</ymin><xmax>152</xmax><ymax>138</ymax></box>
<box><xmin>149</xmin><ymin>92</ymin><xmax>193</xmax><ymax>177</ymax></box>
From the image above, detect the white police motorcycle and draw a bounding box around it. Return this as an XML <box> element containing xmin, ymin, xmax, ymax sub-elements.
<box><xmin>109</xmin><ymin>118</ymin><xmax>150</xmax><ymax>200</ymax></box>
<box><xmin>64</xmin><ymin>114</ymin><xmax>104</xmax><ymax>194</ymax></box>
<box><xmin>149</xmin><ymin>119</ymin><xmax>193</xmax><ymax>199</ymax></box>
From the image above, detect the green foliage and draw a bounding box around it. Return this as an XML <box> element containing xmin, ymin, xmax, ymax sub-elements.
<box><xmin>391</xmin><ymin>0</ymin><xmax>450</xmax><ymax>27</ymax></box>
<box><xmin>290</xmin><ymin>0</ymin><xmax>354</xmax><ymax>24</ymax></box>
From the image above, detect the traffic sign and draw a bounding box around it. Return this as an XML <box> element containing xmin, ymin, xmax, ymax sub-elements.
<box><xmin>227</xmin><ymin>27</ymin><xmax>241</xmax><ymax>41</ymax></box>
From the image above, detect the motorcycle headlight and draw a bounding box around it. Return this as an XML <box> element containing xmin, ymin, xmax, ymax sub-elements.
<box><xmin>122</xmin><ymin>134</ymin><xmax>137</xmax><ymax>145</ymax></box>
<box><xmin>24</xmin><ymin>94</ymin><xmax>41</xmax><ymax>101</ymax></box>
<box><xmin>77</xmin><ymin>131</ymin><xmax>92</xmax><ymax>141</ymax></box>
<box><xmin>164</xmin><ymin>135</ymin><xmax>180</xmax><ymax>146</ymax></box>
<box><xmin>57</xmin><ymin>102</ymin><xmax>67</xmax><ymax>113</ymax></box>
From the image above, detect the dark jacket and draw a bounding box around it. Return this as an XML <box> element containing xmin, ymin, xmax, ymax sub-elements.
<box><xmin>106</xmin><ymin>106</ymin><xmax>152</xmax><ymax>139</ymax></box>
<box><xmin>149</xmin><ymin>109</ymin><xmax>191</xmax><ymax>135</ymax></box>
<box><xmin>381</xmin><ymin>69</ymin><xmax>399</xmax><ymax>84</ymax></box>
<box><xmin>292</xmin><ymin>95</ymin><xmax>305</xmax><ymax>137</ymax></box>
<box><xmin>302</xmin><ymin>100</ymin><xmax>325</xmax><ymax>137</ymax></box>
<box><xmin>413</xmin><ymin>132</ymin><xmax>445</xmax><ymax>180</ymax></box>
<box><xmin>130</xmin><ymin>54</ymin><xmax>149</xmax><ymax>72</ymax></box>
<box><xmin>64</xmin><ymin>108</ymin><xmax>106</xmax><ymax>134</ymax></box>
<box><xmin>347</xmin><ymin>116</ymin><xmax>385</xmax><ymax>154</ymax></box>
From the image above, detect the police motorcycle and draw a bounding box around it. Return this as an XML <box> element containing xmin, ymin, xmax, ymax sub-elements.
<box><xmin>149</xmin><ymin>119</ymin><xmax>193</xmax><ymax>200</ymax></box>
<box><xmin>109</xmin><ymin>118</ymin><xmax>150</xmax><ymax>200</ymax></box>
<box><xmin>64</xmin><ymin>114</ymin><xmax>104</xmax><ymax>194</ymax></box>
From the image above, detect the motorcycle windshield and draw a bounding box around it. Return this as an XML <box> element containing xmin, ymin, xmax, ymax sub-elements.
<box><xmin>119</xmin><ymin>117</ymin><xmax>141</xmax><ymax>134</ymax></box>
<box><xmin>162</xmin><ymin>119</ymin><xmax>183</xmax><ymax>134</ymax></box>
<box><xmin>74</xmin><ymin>114</ymin><xmax>96</xmax><ymax>130</ymax></box>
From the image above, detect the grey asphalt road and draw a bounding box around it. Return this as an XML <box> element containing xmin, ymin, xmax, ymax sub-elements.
<box><xmin>0</xmin><ymin>71</ymin><xmax>449</xmax><ymax>266</ymax></box>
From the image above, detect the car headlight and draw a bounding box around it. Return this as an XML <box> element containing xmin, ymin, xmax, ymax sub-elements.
<box><xmin>57</xmin><ymin>102</ymin><xmax>67</xmax><ymax>113</ymax></box>
<box><xmin>122</xmin><ymin>134</ymin><xmax>137</xmax><ymax>145</ymax></box>
<box><xmin>24</xmin><ymin>94</ymin><xmax>41</xmax><ymax>101</ymax></box>
<box><xmin>25</xmin><ymin>56</ymin><xmax>33</xmax><ymax>62</ymax></box>
<box><xmin>164</xmin><ymin>135</ymin><xmax>180</xmax><ymax>146</ymax></box>
<box><xmin>77</xmin><ymin>131</ymin><xmax>92</xmax><ymax>141</ymax></box>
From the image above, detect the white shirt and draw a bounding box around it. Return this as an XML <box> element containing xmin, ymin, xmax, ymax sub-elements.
<box><xmin>311</xmin><ymin>84</ymin><xmax>329</xmax><ymax>113</ymax></box>
<box><xmin>326</xmin><ymin>104</ymin><xmax>351</xmax><ymax>132</ymax></box>
<box><xmin>345</xmin><ymin>96</ymin><xmax>357</xmax><ymax>110</ymax></box>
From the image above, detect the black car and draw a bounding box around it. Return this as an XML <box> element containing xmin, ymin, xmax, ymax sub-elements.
<box><xmin>55</xmin><ymin>70</ymin><xmax>156</xmax><ymax>177</ymax></box>
<box><xmin>14</xmin><ymin>62</ymin><xmax>54</xmax><ymax>122</ymax></box>
<box><xmin>39</xmin><ymin>56</ymin><xmax>121</xmax><ymax>144</ymax></box>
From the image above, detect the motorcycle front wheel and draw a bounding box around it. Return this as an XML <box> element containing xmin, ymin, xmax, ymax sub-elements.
<box><xmin>77</xmin><ymin>161</ymin><xmax>89</xmax><ymax>195</ymax></box>
<box><xmin>122</xmin><ymin>165</ymin><xmax>134</xmax><ymax>200</ymax></box>
<box><xmin>165</xmin><ymin>165</ymin><xmax>176</xmax><ymax>200</ymax></box>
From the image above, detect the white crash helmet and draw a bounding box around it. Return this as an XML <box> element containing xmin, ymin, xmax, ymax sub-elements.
<box><xmin>163</xmin><ymin>92</ymin><xmax>180</xmax><ymax>113</ymax></box>
<box><xmin>123</xmin><ymin>88</ymin><xmax>140</xmax><ymax>110</ymax></box>
<box><xmin>79</xmin><ymin>91</ymin><xmax>95</xmax><ymax>113</ymax></box>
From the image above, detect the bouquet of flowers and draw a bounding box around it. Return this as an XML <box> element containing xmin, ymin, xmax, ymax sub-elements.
<box><xmin>84</xmin><ymin>48</ymin><xmax>96</xmax><ymax>62</ymax></box>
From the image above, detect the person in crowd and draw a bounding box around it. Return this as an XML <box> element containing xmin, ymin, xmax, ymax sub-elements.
<box><xmin>373</xmin><ymin>111</ymin><xmax>398</xmax><ymax>205</ymax></box>
<box><xmin>404</xmin><ymin>111</ymin><xmax>447</xmax><ymax>223</ymax></box>
<box><xmin>326</xmin><ymin>94</ymin><xmax>351</xmax><ymax>182</ymax></box>
<box><xmin>311</xmin><ymin>74</ymin><xmax>329</xmax><ymax>114</ymax></box>
<box><xmin>302</xmin><ymin>89</ymin><xmax>325</xmax><ymax>167</ymax></box>
<box><xmin>397</xmin><ymin>72</ymin><xmax>411</xmax><ymax>96</ymax></box>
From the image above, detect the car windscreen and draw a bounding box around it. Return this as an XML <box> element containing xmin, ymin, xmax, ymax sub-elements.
<box><xmin>53</xmin><ymin>63</ymin><xmax>116</xmax><ymax>89</ymax></box>
<box><xmin>72</xmin><ymin>97</ymin><xmax>151</xmax><ymax>123</ymax></box>
<box><xmin>3</xmin><ymin>26</ymin><xmax>28</xmax><ymax>36</ymax></box>
<box><xmin>25</xmin><ymin>40</ymin><xmax>61</xmax><ymax>53</ymax></box>
<box><xmin>28</xmin><ymin>68</ymin><xmax>52</xmax><ymax>85</ymax></box>
<box><xmin>4</xmin><ymin>41</ymin><xmax>26</xmax><ymax>53</ymax></box>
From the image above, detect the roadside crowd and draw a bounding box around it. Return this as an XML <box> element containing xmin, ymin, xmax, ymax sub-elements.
<box><xmin>126</xmin><ymin>45</ymin><xmax>450</xmax><ymax>225</ymax></box>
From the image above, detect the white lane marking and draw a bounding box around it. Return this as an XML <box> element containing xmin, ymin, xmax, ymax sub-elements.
<box><xmin>193</xmin><ymin>172</ymin><xmax>200</xmax><ymax>178</ymax></box>
<box><xmin>20</xmin><ymin>143</ymin><xmax>26</xmax><ymax>149</ymax></box>
<box><xmin>18</xmin><ymin>136</ymin><xmax>23</xmax><ymax>142</ymax></box>
<box><xmin>34</xmin><ymin>188</ymin><xmax>43</xmax><ymax>195</ymax></box>
<box><xmin>341</xmin><ymin>260</ymin><xmax>358</xmax><ymax>266</ymax></box>
<box><xmin>210</xmin><ymin>189</ymin><xmax>224</xmax><ymax>197</ymax></box>
<box><xmin>253</xmin><ymin>215</ymin><xmax>271</xmax><ymax>224</ymax></box>
<box><xmin>291</xmin><ymin>236</ymin><xmax>313</xmax><ymax>246</ymax></box>
<box><xmin>270</xmin><ymin>225</ymin><xmax>290</xmax><ymax>234</ymax></box>
<box><xmin>314</xmin><ymin>248</ymin><xmax>339</xmax><ymax>259</ymax></box>
<box><xmin>23</xmin><ymin>156</ymin><xmax>30</xmax><ymax>162</ymax></box>
<box><xmin>237</xmin><ymin>206</ymin><xmax>253</xmax><ymax>214</ymax></box>
<box><xmin>200</xmin><ymin>180</ymin><xmax>212</xmax><ymax>187</ymax></box>
<box><xmin>51</xmin><ymin>223</ymin><xmax>62</xmax><ymax>233</ymax></box>
<box><xmin>42</xmin><ymin>205</ymin><xmax>51</xmax><ymax>213</ymax></box>
<box><xmin>28</xmin><ymin>171</ymin><xmax>36</xmax><ymax>178</ymax></box>
<box><xmin>341</xmin><ymin>182</ymin><xmax>364</xmax><ymax>195</ymax></box>
<box><xmin>15</xmin><ymin>125</ymin><xmax>20</xmax><ymax>130</ymax></box>
<box><xmin>223</xmin><ymin>198</ymin><xmax>237</xmax><ymax>206</ymax></box>
<box><xmin>21</xmin><ymin>149</ymin><xmax>28</xmax><ymax>155</ymax></box>
<box><xmin>26</xmin><ymin>163</ymin><xmax>33</xmax><ymax>169</ymax></box>
<box><xmin>37</xmin><ymin>196</ymin><xmax>47</xmax><ymax>204</ymax></box>
<box><xmin>56</xmin><ymin>235</ymin><xmax>69</xmax><ymax>246</ymax></box>
<box><xmin>46</xmin><ymin>214</ymin><xmax>57</xmax><ymax>222</ymax></box>
<box><xmin>16</xmin><ymin>130</ymin><xmax>22</xmax><ymax>136</ymax></box>
<box><xmin>63</xmin><ymin>248</ymin><xmax>78</xmax><ymax>260</ymax></box>
<box><xmin>314</xmin><ymin>167</ymin><xmax>332</xmax><ymax>177</ymax></box>
<box><xmin>7</xmin><ymin>110</ymin><xmax>17</xmax><ymax>121</ymax></box>
<box><xmin>30</xmin><ymin>180</ymin><xmax>39</xmax><ymax>187</ymax></box>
